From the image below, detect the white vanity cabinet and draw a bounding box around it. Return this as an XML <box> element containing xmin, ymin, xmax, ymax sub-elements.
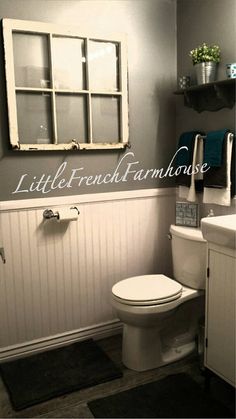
<box><xmin>205</xmin><ymin>243</ymin><xmax>235</xmax><ymax>386</ymax></box>
<box><xmin>201</xmin><ymin>214</ymin><xmax>236</xmax><ymax>387</ymax></box>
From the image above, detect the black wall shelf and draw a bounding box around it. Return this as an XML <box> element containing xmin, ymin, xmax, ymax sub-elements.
<box><xmin>174</xmin><ymin>79</ymin><xmax>235</xmax><ymax>112</ymax></box>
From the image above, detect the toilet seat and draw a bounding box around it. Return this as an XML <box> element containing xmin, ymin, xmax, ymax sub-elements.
<box><xmin>112</xmin><ymin>274</ymin><xmax>182</xmax><ymax>306</ymax></box>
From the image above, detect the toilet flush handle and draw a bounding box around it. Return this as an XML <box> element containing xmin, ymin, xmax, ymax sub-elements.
<box><xmin>167</xmin><ymin>233</ymin><xmax>172</xmax><ymax>240</ymax></box>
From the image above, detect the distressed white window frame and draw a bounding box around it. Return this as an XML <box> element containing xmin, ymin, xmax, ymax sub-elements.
<box><xmin>3</xmin><ymin>19</ymin><xmax>129</xmax><ymax>151</ymax></box>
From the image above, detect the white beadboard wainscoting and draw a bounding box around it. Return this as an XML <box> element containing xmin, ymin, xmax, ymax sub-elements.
<box><xmin>0</xmin><ymin>188</ymin><xmax>176</xmax><ymax>360</ymax></box>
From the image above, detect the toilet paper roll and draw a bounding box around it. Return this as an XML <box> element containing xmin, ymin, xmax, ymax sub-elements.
<box><xmin>57</xmin><ymin>207</ymin><xmax>79</xmax><ymax>222</ymax></box>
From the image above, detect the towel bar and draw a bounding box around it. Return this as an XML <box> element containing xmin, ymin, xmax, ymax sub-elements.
<box><xmin>199</xmin><ymin>132</ymin><xmax>234</xmax><ymax>141</ymax></box>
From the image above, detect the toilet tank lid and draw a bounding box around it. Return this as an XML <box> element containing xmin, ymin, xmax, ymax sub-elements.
<box><xmin>170</xmin><ymin>225</ymin><xmax>206</xmax><ymax>242</ymax></box>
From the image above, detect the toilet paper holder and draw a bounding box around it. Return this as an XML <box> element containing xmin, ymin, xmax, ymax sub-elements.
<box><xmin>43</xmin><ymin>209</ymin><xmax>59</xmax><ymax>219</ymax></box>
<box><xmin>43</xmin><ymin>207</ymin><xmax>80</xmax><ymax>220</ymax></box>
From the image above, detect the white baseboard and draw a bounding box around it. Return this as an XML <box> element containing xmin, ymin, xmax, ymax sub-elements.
<box><xmin>0</xmin><ymin>320</ymin><xmax>122</xmax><ymax>362</ymax></box>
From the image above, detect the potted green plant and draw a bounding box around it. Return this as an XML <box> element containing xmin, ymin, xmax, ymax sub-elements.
<box><xmin>189</xmin><ymin>43</ymin><xmax>220</xmax><ymax>85</ymax></box>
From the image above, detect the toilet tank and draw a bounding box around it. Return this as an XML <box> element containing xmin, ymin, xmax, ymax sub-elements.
<box><xmin>170</xmin><ymin>225</ymin><xmax>207</xmax><ymax>290</ymax></box>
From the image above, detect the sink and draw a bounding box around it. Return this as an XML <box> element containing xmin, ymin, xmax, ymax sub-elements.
<box><xmin>201</xmin><ymin>214</ymin><xmax>236</xmax><ymax>249</ymax></box>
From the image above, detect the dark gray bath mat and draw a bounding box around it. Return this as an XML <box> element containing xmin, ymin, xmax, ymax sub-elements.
<box><xmin>0</xmin><ymin>339</ymin><xmax>122</xmax><ymax>410</ymax></box>
<box><xmin>88</xmin><ymin>373</ymin><xmax>234</xmax><ymax>418</ymax></box>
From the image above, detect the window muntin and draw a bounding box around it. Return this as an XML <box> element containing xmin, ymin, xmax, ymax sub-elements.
<box><xmin>3</xmin><ymin>19</ymin><xmax>129</xmax><ymax>150</ymax></box>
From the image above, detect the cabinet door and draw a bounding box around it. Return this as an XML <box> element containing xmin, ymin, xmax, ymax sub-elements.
<box><xmin>206</xmin><ymin>249</ymin><xmax>235</xmax><ymax>386</ymax></box>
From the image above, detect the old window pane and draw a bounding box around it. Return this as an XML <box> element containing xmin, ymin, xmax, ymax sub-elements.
<box><xmin>16</xmin><ymin>92</ymin><xmax>52</xmax><ymax>144</ymax></box>
<box><xmin>56</xmin><ymin>94</ymin><xmax>87</xmax><ymax>143</ymax></box>
<box><xmin>89</xmin><ymin>41</ymin><xmax>119</xmax><ymax>92</ymax></box>
<box><xmin>53</xmin><ymin>37</ymin><xmax>86</xmax><ymax>90</ymax></box>
<box><xmin>13</xmin><ymin>33</ymin><xmax>50</xmax><ymax>88</ymax></box>
<box><xmin>92</xmin><ymin>95</ymin><xmax>120</xmax><ymax>142</ymax></box>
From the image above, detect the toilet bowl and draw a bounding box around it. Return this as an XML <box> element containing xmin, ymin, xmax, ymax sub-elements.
<box><xmin>111</xmin><ymin>225</ymin><xmax>207</xmax><ymax>371</ymax></box>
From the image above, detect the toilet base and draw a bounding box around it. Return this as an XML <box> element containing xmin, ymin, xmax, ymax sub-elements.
<box><xmin>122</xmin><ymin>324</ymin><xmax>196</xmax><ymax>371</ymax></box>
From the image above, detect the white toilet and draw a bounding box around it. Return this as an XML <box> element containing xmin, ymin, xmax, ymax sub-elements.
<box><xmin>112</xmin><ymin>224</ymin><xmax>207</xmax><ymax>371</ymax></box>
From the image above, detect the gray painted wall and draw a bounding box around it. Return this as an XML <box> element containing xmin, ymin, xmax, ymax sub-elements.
<box><xmin>0</xmin><ymin>0</ymin><xmax>177</xmax><ymax>201</ymax></box>
<box><xmin>1</xmin><ymin>0</ymin><xmax>235</xmax><ymax>203</ymax></box>
<box><xmin>176</xmin><ymin>0</ymin><xmax>235</xmax><ymax>136</ymax></box>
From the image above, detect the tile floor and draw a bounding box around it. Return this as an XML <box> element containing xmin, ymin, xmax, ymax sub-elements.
<box><xmin>0</xmin><ymin>334</ymin><xmax>234</xmax><ymax>418</ymax></box>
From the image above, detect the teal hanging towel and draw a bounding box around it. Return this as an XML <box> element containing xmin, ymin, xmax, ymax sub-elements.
<box><xmin>203</xmin><ymin>129</ymin><xmax>230</xmax><ymax>167</ymax></box>
<box><xmin>176</xmin><ymin>131</ymin><xmax>204</xmax><ymax>167</ymax></box>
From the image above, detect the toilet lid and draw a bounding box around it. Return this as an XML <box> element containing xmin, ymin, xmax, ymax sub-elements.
<box><xmin>112</xmin><ymin>275</ymin><xmax>182</xmax><ymax>306</ymax></box>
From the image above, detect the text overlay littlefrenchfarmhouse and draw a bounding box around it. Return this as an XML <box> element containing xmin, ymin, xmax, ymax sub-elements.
<box><xmin>12</xmin><ymin>149</ymin><xmax>209</xmax><ymax>195</ymax></box>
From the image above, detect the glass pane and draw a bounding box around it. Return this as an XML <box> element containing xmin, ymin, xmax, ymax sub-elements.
<box><xmin>53</xmin><ymin>37</ymin><xmax>86</xmax><ymax>90</ymax></box>
<box><xmin>89</xmin><ymin>41</ymin><xmax>119</xmax><ymax>91</ymax></box>
<box><xmin>92</xmin><ymin>96</ymin><xmax>120</xmax><ymax>142</ymax></box>
<box><xmin>56</xmin><ymin>94</ymin><xmax>87</xmax><ymax>143</ymax></box>
<box><xmin>13</xmin><ymin>33</ymin><xmax>50</xmax><ymax>88</ymax></box>
<box><xmin>16</xmin><ymin>92</ymin><xmax>53</xmax><ymax>144</ymax></box>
